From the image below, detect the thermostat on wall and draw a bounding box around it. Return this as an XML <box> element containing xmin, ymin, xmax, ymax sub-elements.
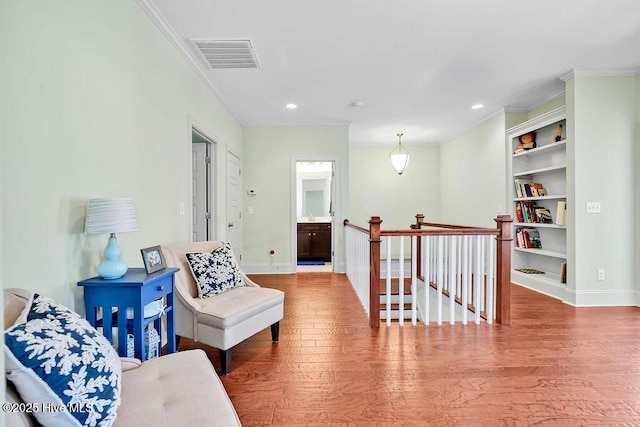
<box><xmin>247</xmin><ymin>189</ymin><xmax>257</xmax><ymax>195</ymax></box>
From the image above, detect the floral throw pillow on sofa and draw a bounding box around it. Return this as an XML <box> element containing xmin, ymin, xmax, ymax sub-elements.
<box><xmin>4</xmin><ymin>293</ymin><xmax>121</xmax><ymax>427</ymax></box>
<box><xmin>186</xmin><ymin>243</ymin><xmax>245</xmax><ymax>299</ymax></box>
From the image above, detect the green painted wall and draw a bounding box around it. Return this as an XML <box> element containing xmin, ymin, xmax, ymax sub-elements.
<box><xmin>528</xmin><ymin>94</ymin><xmax>566</xmax><ymax>120</ymax></box>
<box><xmin>349</xmin><ymin>145</ymin><xmax>440</xmax><ymax>228</ymax></box>
<box><xmin>242</xmin><ymin>126</ymin><xmax>349</xmax><ymax>273</ymax></box>
<box><xmin>0</xmin><ymin>1</ymin><xmax>242</xmax><ymax>309</ymax></box>
<box><xmin>637</xmin><ymin>74</ymin><xmax>640</xmax><ymax>303</ymax></box>
<box><xmin>439</xmin><ymin>113</ymin><xmax>509</xmax><ymax>227</ymax></box>
<box><xmin>569</xmin><ymin>76</ymin><xmax>637</xmax><ymax>305</ymax></box>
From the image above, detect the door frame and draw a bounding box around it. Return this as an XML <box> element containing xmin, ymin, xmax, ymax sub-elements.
<box><xmin>290</xmin><ymin>157</ymin><xmax>341</xmax><ymax>272</ymax></box>
<box><xmin>187</xmin><ymin>116</ymin><xmax>218</xmax><ymax>242</ymax></box>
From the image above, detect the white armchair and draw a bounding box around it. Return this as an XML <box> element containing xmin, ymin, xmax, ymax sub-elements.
<box><xmin>162</xmin><ymin>241</ymin><xmax>284</xmax><ymax>375</ymax></box>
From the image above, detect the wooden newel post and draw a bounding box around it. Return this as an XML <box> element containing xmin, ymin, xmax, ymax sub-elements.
<box><xmin>411</xmin><ymin>214</ymin><xmax>425</xmax><ymax>278</ymax></box>
<box><xmin>494</xmin><ymin>215</ymin><xmax>513</xmax><ymax>325</ymax></box>
<box><xmin>368</xmin><ymin>216</ymin><xmax>382</xmax><ymax>328</ymax></box>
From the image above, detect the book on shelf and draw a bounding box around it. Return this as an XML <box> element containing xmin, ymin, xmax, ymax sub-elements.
<box><xmin>556</xmin><ymin>201</ymin><xmax>566</xmax><ymax>226</ymax></box>
<box><xmin>534</xmin><ymin>207</ymin><xmax>553</xmax><ymax>224</ymax></box>
<box><xmin>515</xmin><ymin>201</ymin><xmax>554</xmax><ymax>224</ymax></box>
<box><xmin>515</xmin><ymin>228</ymin><xmax>542</xmax><ymax>249</ymax></box>
<box><xmin>560</xmin><ymin>261</ymin><xmax>567</xmax><ymax>284</ymax></box>
<box><xmin>515</xmin><ymin>203</ymin><xmax>524</xmax><ymax>222</ymax></box>
<box><xmin>514</xmin><ymin>178</ymin><xmax>533</xmax><ymax>198</ymax></box>
<box><xmin>530</xmin><ymin>183</ymin><xmax>547</xmax><ymax>197</ymax></box>
<box><xmin>515</xmin><ymin>200</ymin><xmax>536</xmax><ymax>223</ymax></box>
<box><xmin>514</xmin><ymin>179</ymin><xmax>547</xmax><ymax>198</ymax></box>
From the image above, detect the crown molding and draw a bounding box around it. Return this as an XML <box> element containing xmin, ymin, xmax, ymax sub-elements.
<box><xmin>503</xmin><ymin>106</ymin><xmax>530</xmax><ymax>113</ymax></box>
<box><xmin>446</xmin><ymin>108</ymin><xmax>508</xmax><ymax>142</ymax></box>
<box><xmin>559</xmin><ymin>67</ymin><xmax>640</xmax><ymax>81</ymax></box>
<box><xmin>526</xmin><ymin>89</ymin><xmax>566</xmax><ymax>111</ymax></box>
<box><xmin>135</xmin><ymin>0</ymin><xmax>242</xmax><ymax>125</ymax></box>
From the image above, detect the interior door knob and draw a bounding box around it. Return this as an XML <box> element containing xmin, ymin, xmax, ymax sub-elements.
<box><xmin>228</xmin><ymin>223</ymin><xmax>234</xmax><ymax>228</ymax></box>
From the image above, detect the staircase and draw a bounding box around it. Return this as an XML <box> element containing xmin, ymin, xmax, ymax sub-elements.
<box><xmin>379</xmin><ymin>278</ymin><xmax>413</xmax><ymax>320</ymax></box>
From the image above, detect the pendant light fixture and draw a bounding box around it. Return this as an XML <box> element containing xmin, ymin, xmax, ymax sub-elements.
<box><xmin>389</xmin><ymin>132</ymin><xmax>410</xmax><ymax>175</ymax></box>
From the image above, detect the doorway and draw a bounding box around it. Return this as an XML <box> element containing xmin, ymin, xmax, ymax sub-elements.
<box><xmin>295</xmin><ymin>161</ymin><xmax>334</xmax><ymax>272</ymax></box>
<box><xmin>191</xmin><ymin>129</ymin><xmax>214</xmax><ymax>242</ymax></box>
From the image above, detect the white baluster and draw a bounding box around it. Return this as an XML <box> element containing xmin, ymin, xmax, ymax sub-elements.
<box><xmin>386</xmin><ymin>236</ymin><xmax>392</xmax><ymax>326</ymax></box>
<box><xmin>422</xmin><ymin>235</ymin><xmax>430</xmax><ymax>325</ymax></box>
<box><xmin>449</xmin><ymin>235</ymin><xmax>457</xmax><ymax>325</ymax></box>
<box><xmin>411</xmin><ymin>235</ymin><xmax>417</xmax><ymax>326</ymax></box>
<box><xmin>480</xmin><ymin>235</ymin><xmax>486</xmax><ymax>314</ymax></box>
<box><xmin>437</xmin><ymin>235</ymin><xmax>444</xmax><ymax>326</ymax></box>
<box><xmin>474</xmin><ymin>235</ymin><xmax>482</xmax><ymax>325</ymax></box>
<box><xmin>486</xmin><ymin>235</ymin><xmax>495</xmax><ymax>324</ymax></box>
<box><xmin>399</xmin><ymin>236</ymin><xmax>405</xmax><ymax>326</ymax></box>
<box><xmin>462</xmin><ymin>235</ymin><xmax>469</xmax><ymax>325</ymax></box>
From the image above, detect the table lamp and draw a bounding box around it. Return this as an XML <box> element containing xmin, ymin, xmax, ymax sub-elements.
<box><xmin>85</xmin><ymin>198</ymin><xmax>139</xmax><ymax>279</ymax></box>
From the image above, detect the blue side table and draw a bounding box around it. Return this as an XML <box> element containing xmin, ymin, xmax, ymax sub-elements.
<box><xmin>78</xmin><ymin>267</ymin><xmax>179</xmax><ymax>360</ymax></box>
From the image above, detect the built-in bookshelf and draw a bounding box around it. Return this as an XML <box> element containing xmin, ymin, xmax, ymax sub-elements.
<box><xmin>506</xmin><ymin>107</ymin><xmax>568</xmax><ymax>296</ymax></box>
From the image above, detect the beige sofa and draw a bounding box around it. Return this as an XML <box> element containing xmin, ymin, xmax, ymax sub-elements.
<box><xmin>4</xmin><ymin>288</ymin><xmax>241</xmax><ymax>427</ymax></box>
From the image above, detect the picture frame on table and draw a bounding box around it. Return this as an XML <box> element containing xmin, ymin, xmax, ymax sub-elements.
<box><xmin>141</xmin><ymin>245</ymin><xmax>166</xmax><ymax>274</ymax></box>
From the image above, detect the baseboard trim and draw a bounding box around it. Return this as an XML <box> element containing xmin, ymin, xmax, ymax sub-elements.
<box><xmin>566</xmin><ymin>288</ymin><xmax>640</xmax><ymax>307</ymax></box>
<box><xmin>513</xmin><ymin>282</ymin><xmax>639</xmax><ymax>307</ymax></box>
<box><xmin>241</xmin><ymin>263</ymin><xmax>295</xmax><ymax>274</ymax></box>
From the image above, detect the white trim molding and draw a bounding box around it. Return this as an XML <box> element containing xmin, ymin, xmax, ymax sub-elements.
<box><xmin>564</xmin><ymin>288</ymin><xmax>640</xmax><ymax>308</ymax></box>
<box><xmin>241</xmin><ymin>263</ymin><xmax>295</xmax><ymax>274</ymax></box>
<box><xmin>135</xmin><ymin>0</ymin><xmax>241</xmax><ymax>124</ymax></box>
<box><xmin>559</xmin><ymin>67</ymin><xmax>640</xmax><ymax>81</ymax></box>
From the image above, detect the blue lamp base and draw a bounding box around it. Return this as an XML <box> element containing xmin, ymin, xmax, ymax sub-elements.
<box><xmin>97</xmin><ymin>234</ymin><xmax>128</xmax><ymax>279</ymax></box>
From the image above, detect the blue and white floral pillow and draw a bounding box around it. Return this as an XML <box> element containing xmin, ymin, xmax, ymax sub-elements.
<box><xmin>186</xmin><ymin>243</ymin><xmax>244</xmax><ymax>298</ymax></box>
<box><xmin>4</xmin><ymin>293</ymin><xmax>121</xmax><ymax>427</ymax></box>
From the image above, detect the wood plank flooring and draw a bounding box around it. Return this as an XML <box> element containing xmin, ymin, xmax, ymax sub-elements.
<box><xmin>178</xmin><ymin>273</ymin><xmax>640</xmax><ymax>426</ymax></box>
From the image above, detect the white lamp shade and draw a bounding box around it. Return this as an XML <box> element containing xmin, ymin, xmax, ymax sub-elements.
<box><xmin>390</xmin><ymin>151</ymin><xmax>410</xmax><ymax>175</ymax></box>
<box><xmin>85</xmin><ymin>198</ymin><xmax>139</xmax><ymax>234</ymax></box>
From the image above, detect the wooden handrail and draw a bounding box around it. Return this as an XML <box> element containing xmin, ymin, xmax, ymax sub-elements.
<box><xmin>343</xmin><ymin>219</ymin><xmax>369</xmax><ymax>234</ymax></box>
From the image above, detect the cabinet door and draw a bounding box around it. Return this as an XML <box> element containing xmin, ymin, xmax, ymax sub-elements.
<box><xmin>297</xmin><ymin>231</ymin><xmax>311</xmax><ymax>258</ymax></box>
<box><xmin>312</xmin><ymin>230</ymin><xmax>331</xmax><ymax>261</ymax></box>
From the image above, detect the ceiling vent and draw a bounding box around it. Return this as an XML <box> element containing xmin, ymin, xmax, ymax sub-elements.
<box><xmin>189</xmin><ymin>39</ymin><xmax>261</xmax><ymax>69</ymax></box>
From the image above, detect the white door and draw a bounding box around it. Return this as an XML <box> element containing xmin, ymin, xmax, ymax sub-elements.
<box><xmin>192</xmin><ymin>142</ymin><xmax>211</xmax><ymax>241</ymax></box>
<box><xmin>226</xmin><ymin>150</ymin><xmax>242</xmax><ymax>261</ymax></box>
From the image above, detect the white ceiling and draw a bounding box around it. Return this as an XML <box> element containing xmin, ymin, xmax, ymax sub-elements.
<box><xmin>147</xmin><ymin>0</ymin><xmax>640</xmax><ymax>146</ymax></box>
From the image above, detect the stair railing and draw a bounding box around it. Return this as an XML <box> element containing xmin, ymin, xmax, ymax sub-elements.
<box><xmin>344</xmin><ymin>214</ymin><xmax>513</xmax><ymax>328</ymax></box>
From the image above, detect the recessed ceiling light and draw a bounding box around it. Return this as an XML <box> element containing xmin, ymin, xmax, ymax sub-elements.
<box><xmin>472</xmin><ymin>104</ymin><xmax>484</xmax><ymax>109</ymax></box>
<box><xmin>286</xmin><ymin>103</ymin><xmax>297</xmax><ymax>109</ymax></box>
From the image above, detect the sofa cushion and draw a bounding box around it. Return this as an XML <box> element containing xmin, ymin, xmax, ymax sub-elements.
<box><xmin>185</xmin><ymin>243</ymin><xmax>244</xmax><ymax>298</ymax></box>
<box><xmin>4</xmin><ymin>293</ymin><xmax>121</xmax><ymax>427</ymax></box>
<box><xmin>197</xmin><ymin>286</ymin><xmax>285</xmax><ymax>329</ymax></box>
<box><xmin>114</xmin><ymin>349</ymin><xmax>240</xmax><ymax>426</ymax></box>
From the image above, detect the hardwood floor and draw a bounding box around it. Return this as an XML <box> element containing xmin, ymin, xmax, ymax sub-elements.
<box><xmin>179</xmin><ymin>273</ymin><xmax>640</xmax><ymax>426</ymax></box>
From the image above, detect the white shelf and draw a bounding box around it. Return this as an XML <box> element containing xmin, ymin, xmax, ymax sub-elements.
<box><xmin>513</xmin><ymin>140</ymin><xmax>567</xmax><ymax>158</ymax></box>
<box><xmin>514</xmin><ymin>247</ymin><xmax>566</xmax><ymax>259</ymax></box>
<box><xmin>508</xmin><ymin>107</ymin><xmax>568</xmax><ymax>298</ymax></box>
<box><xmin>513</xmin><ymin>222</ymin><xmax>566</xmax><ymax>229</ymax></box>
<box><xmin>513</xmin><ymin>269</ymin><xmax>562</xmax><ymax>284</ymax></box>
<box><xmin>514</xmin><ymin>194</ymin><xmax>566</xmax><ymax>201</ymax></box>
<box><xmin>513</xmin><ymin>164</ymin><xmax>566</xmax><ymax>177</ymax></box>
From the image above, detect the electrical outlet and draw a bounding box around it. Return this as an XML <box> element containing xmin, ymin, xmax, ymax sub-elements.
<box><xmin>597</xmin><ymin>269</ymin><xmax>605</xmax><ymax>281</ymax></box>
<box><xmin>586</xmin><ymin>202</ymin><xmax>601</xmax><ymax>214</ymax></box>
<box><xmin>248</xmin><ymin>206</ymin><xmax>254</xmax><ymax>215</ymax></box>
<box><xmin>179</xmin><ymin>202</ymin><xmax>185</xmax><ymax>216</ymax></box>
